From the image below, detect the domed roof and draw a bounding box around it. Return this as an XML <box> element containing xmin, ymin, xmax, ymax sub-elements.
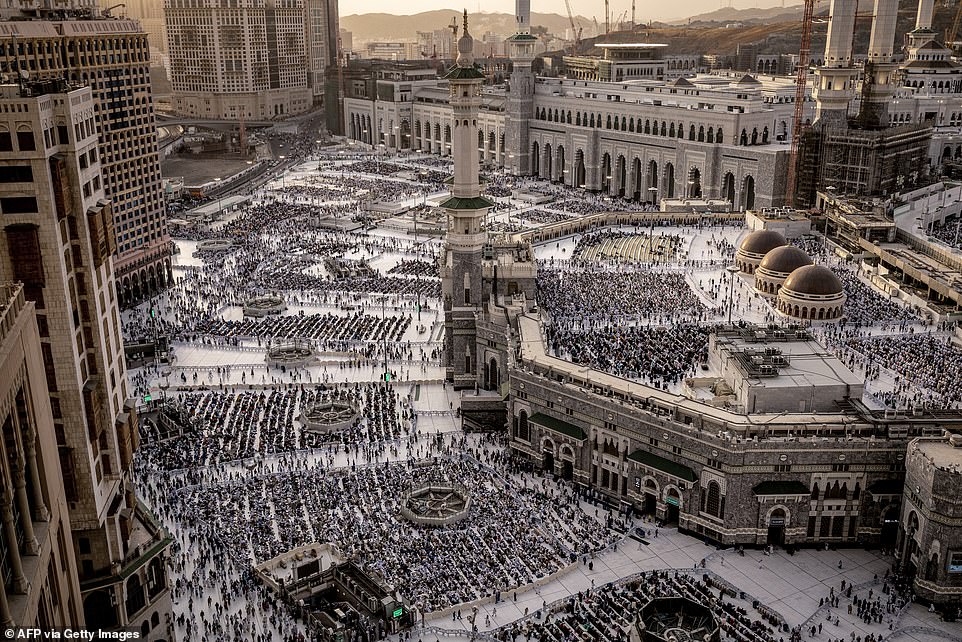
<box><xmin>456</xmin><ymin>10</ymin><xmax>475</xmax><ymax>67</ymax></box>
<box><xmin>739</xmin><ymin>230</ymin><xmax>787</xmax><ymax>256</ymax></box>
<box><xmin>759</xmin><ymin>246</ymin><xmax>813</xmax><ymax>275</ymax></box>
<box><xmin>782</xmin><ymin>264</ymin><xmax>844</xmax><ymax>296</ymax></box>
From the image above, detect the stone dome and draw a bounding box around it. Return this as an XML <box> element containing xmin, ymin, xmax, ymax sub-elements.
<box><xmin>759</xmin><ymin>246</ymin><xmax>813</xmax><ymax>275</ymax></box>
<box><xmin>782</xmin><ymin>264</ymin><xmax>844</xmax><ymax>296</ymax></box>
<box><xmin>739</xmin><ymin>230</ymin><xmax>787</xmax><ymax>256</ymax></box>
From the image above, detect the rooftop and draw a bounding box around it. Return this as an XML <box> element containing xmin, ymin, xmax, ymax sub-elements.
<box><xmin>713</xmin><ymin>332</ymin><xmax>862</xmax><ymax>390</ymax></box>
<box><xmin>913</xmin><ymin>436</ymin><xmax>962</xmax><ymax>471</ymax></box>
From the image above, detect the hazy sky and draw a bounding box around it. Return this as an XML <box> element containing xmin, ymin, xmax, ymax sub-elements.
<box><xmin>341</xmin><ymin>0</ymin><xmax>796</xmax><ymax>23</ymax></box>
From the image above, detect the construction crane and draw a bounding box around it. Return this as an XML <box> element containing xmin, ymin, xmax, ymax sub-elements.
<box><xmin>631</xmin><ymin>0</ymin><xmax>636</xmax><ymax>27</ymax></box>
<box><xmin>605</xmin><ymin>0</ymin><xmax>610</xmax><ymax>34</ymax></box>
<box><xmin>949</xmin><ymin>1</ymin><xmax>962</xmax><ymax>51</ymax></box>
<box><xmin>101</xmin><ymin>3</ymin><xmax>125</xmax><ymax>17</ymax></box>
<box><xmin>785</xmin><ymin>0</ymin><xmax>817</xmax><ymax>206</ymax></box>
<box><xmin>563</xmin><ymin>0</ymin><xmax>582</xmax><ymax>51</ymax></box>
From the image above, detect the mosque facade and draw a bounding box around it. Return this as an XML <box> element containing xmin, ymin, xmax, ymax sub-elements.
<box><xmin>343</xmin><ymin>0</ymin><xmax>962</xmax><ymax>210</ymax></box>
<box><xmin>431</xmin><ymin>1</ymin><xmax>962</xmax><ymax>611</ymax></box>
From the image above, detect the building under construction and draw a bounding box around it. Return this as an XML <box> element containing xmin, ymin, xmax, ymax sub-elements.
<box><xmin>795</xmin><ymin>121</ymin><xmax>932</xmax><ymax>207</ymax></box>
<box><xmin>793</xmin><ymin>0</ymin><xmax>934</xmax><ymax>208</ymax></box>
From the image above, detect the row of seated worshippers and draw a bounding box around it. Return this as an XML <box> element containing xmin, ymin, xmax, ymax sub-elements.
<box><xmin>492</xmin><ymin>571</ymin><xmax>780</xmax><ymax>642</ymax></box>
<box><xmin>164</xmin><ymin>457</ymin><xmax>618</xmax><ymax>615</ymax></box>
<box><xmin>139</xmin><ymin>384</ymin><xmax>408</xmax><ymax>470</ymax></box>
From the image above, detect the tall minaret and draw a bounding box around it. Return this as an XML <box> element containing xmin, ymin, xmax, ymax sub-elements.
<box><xmin>505</xmin><ymin>0</ymin><xmax>537</xmax><ymax>175</ymax></box>
<box><xmin>813</xmin><ymin>0</ymin><xmax>858</xmax><ymax>125</ymax></box>
<box><xmin>860</xmin><ymin>0</ymin><xmax>900</xmax><ymax>127</ymax></box>
<box><xmin>441</xmin><ymin>10</ymin><xmax>493</xmax><ymax>388</ymax></box>
<box><xmin>908</xmin><ymin>0</ymin><xmax>938</xmax><ymax>49</ymax></box>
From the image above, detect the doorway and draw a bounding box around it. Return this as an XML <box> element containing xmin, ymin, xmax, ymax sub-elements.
<box><xmin>542</xmin><ymin>450</ymin><xmax>554</xmax><ymax>475</ymax></box>
<box><xmin>767</xmin><ymin>508</ymin><xmax>787</xmax><ymax>546</ymax></box>
<box><xmin>644</xmin><ymin>493</ymin><xmax>657</xmax><ymax>515</ymax></box>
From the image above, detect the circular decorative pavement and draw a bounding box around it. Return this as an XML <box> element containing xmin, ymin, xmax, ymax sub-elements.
<box><xmin>299</xmin><ymin>399</ymin><xmax>360</xmax><ymax>434</ymax></box>
<box><xmin>265</xmin><ymin>342</ymin><xmax>316</xmax><ymax>368</ymax></box>
<box><xmin>243</xmin><ymin>294</ymin><xmax>287</xmax><ymax>317</ymax></box>
<box><xmin>400</xmin><ymin>483</ymin><xmax>472</xmax><ymax>527</ymax></box>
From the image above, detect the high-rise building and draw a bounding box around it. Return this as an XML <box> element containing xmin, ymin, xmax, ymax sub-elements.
<box><xmin>306</xmin><ymin>0</ymin><xmax>339</xmax><ymax>104</ymax></box>
<box><xmin>100</xmin><ymin>0</ymin><xmax>168</xmax><ymax>56</ymax></box>
<box><xmin>417</xmin><ymin>29</ymin><xmax>454</xmax><ymax>60</ymax></box>
<box><xmin>339</xmin><ymin>28</ymin><xmax>354</xmax><ymax>55</ymax></box>
<box><xmin>164</xmin><ymin>0</ymin><xmax>338</xmax><ymax>120</ymax></box>
<box><xmin>0</xmin><ymin>9</ymin><xmax>172</xmax><ymax>308</ymax></box>
<box><xmin>0</xmin><ymin>281</ymin><xmax>84</xmax><ymax>628</ymax></box>
<box><xmin>0</xmin><ymin>80</ymin><xmax>173</xmax><ymax>639</ymax></box>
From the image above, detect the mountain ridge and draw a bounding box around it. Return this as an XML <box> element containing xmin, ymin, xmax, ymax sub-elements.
<box><xmin>340</xmin><ymin>10</ymin><xmax>594</xmax><ymax>41</ymax></box>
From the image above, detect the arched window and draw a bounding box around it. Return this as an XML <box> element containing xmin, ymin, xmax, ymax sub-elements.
<box><xmin>518</xmin><ymin>411</ymin><xmax>529</xmax><ymax>440</ymax></box>
<box><xmin>852</xmin><ymin>482</ymin><xmax>860</xmax><ymax>500</ymax></box>
<box><xmin>705</xmin><ymin>481</ymin><xmax>722</xmax><ymax>517</ymax></box>
<box><xmin>716</xmin><ymin>128</ymin><xmax>724</xmax><ymax>144</ymax></box>
<box><xmin>645</xmin><ymin>119</ymin><xmax>651</xmax><ymax>134</ymax></box>
<box><xmin>811</xmin><ymin>482</ymin><xmax>820</xmax><ymax>500</ymax></box>
<box><xmin>826</xmin><ymin>480</ymin><xmax>841</xmax><ymax>499</ymax></box>
<box><xmin>125</xmin><ymin>574</ymin><xmax>146</xmax><ymax>618</ymax></box>
<box><xmin>463</xmin><ymin>272</ymin><xmax>471</xmax><ymax>305</ymax></box>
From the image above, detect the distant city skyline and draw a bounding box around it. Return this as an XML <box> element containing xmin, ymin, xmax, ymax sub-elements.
<box><xmin>340</xmin><ymin>0</ymin><xmax>797</xmax><ymax>22</ymax></box>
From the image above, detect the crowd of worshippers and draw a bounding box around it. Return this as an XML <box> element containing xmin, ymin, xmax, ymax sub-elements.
<box><xmin>274</xmin><ymin>174</ymin><xmax>437</xmax><ymax>205</ymax></box>
<box><xmin>546</xmin><ymin>324</ymin><xmax>713</xmax><ymax>388</ymax></box>
<box><xmin>195</xmin><ymin>311</ymin><xmax>411</xmax><ymax>343</ymax></box>
<box><xmin>138</xmin><ymin>384</ymin><xmax>409</xmax><ymax>470</ymax></box>
<box><xmin>930</xmin><ymin>215</ymin><xmax>962</xmax><ymax>250</ymax></box>
<box><xmin>255</xmin><ymin>270</ymin><xmax>441</xmax><ymax>300</ymax></box>
<box><xmin>570</xmin><ymin>230</ymin><xmax>683</xmax><ymax>264</ymax></box>
<box><xmin>788</xmin><ymin>238</ymin><xmax>922</xmax><ymax>326</ymax></box>
<box><xmin>554</xmin><ymin>197</ymin><xmax>652</xmax><ymax>215</ymax></box>
<box><xmin>537</xmin><ymin>269</ymin><xmax>708</xmax><ymax>326</ymax></box>
<box><xmin>388</xmin><ymin>259</ymin><xmax>440</xmax><ymax>278</ymax></box>
<box><xmin>157</xmin><ymin>456</ymin><xmax>617</xmax><ymax>614</ymax></box>
<box><xmin>824</xmin><ymin>329</ymin><xmax>962</xmax><ymax>409</ymax></box>
<box><xmin>833</xmin><ymin>264</ymin><xmax>921</xmax><ymax>326</ymax></box>
<box><xmin>490</xmin><ymin>571</ymin><xmax>780</xmax><ymax>642</ymax></box>
<box><xmin>515</xmin><ymin>208</ymin><xmax>576</xmax><ymax>224</ymax></box>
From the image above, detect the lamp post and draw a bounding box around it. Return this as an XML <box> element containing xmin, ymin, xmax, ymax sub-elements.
<box><xmin>955</xmin><ymin>204</ymin><xmax>962</xmax><ymax>247</ymax></box>
<box><xmin>726</xmin><ymin>264</ymin><xmax>740</xmax><ymax>326</ymax></box>
<box><xmin>382</xmin><ymin>295</ymin><xmax>390</xmax><ymax>387</ymax></box>
<box><xmin>212</xmin><ymin>178</ymin><xmax>223</xmax><ymax>218</ymax></box>
<box><xmin>413</xmin><ymin>207</ymin><xmax>421</xmax><ymax>322</ymax></box>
